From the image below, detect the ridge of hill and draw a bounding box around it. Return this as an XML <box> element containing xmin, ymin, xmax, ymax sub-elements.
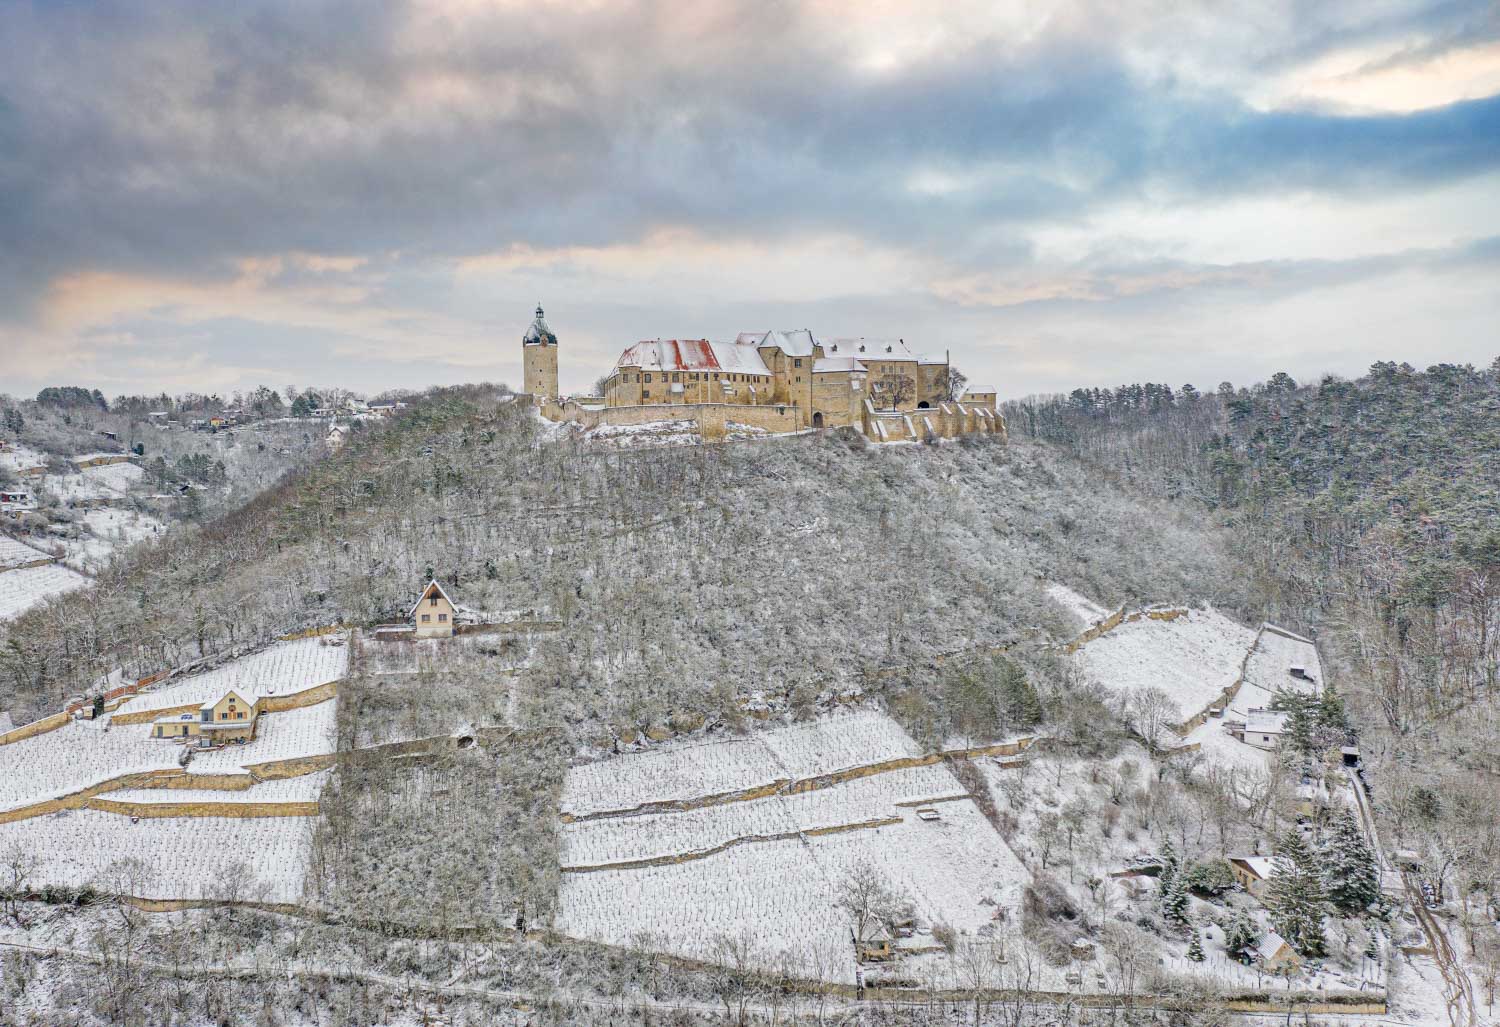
<box><xmin>1</xmin><ymin>388</ymin><xmax>1245</xmax><ymax>742</ymax></box>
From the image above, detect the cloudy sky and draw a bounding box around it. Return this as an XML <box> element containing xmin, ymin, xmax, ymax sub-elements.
<box><xmin>2</xmin><ymin>0</ymin><xmax>1497</xmax><ymax>401</ymax></box>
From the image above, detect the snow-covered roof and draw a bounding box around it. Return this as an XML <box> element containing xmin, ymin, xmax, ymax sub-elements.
<box><xmin>812</xmin><ymin>357</ymin><xmax>869</xmax><ymax>374</ymax></box>
<box><xmin>615</xmin><ymin>339</ymin><xmax>771</xmax><ymax>376</ymax></box>
<box><xmin>1250</xmin><ymin>931</ymin><xmax>1293</xmax><ymax>961</ymax></box>
<box><xmin>407</xmin><ymin>578</ymin><xmax>455</xmax><ymax>618</ymax></box>
<box><xmin>738</xmin><ymin>329</ymin><xmax>818</xmax><ymax>357</ymax></box>
<box><xmin>153</xmin><ymin>711</ymin><xmax>199</xmax><ymax>725</ymax></box>
<box><xmin>523</xmin><ymin>304</ymin><xmax>557</xmax><ymax>346</ymax></box>
<box><xmin>1244</xmin><ymin>710</ymin><xmax>1289</xmax><ymax>735</ymax></box>
<box><xmin>197</xmin><ymin>689</ymin><xmax>262</xmax><ymax>712</ymax></box>
<box><xmin>822</xmin><ymin>337</ymin><xmax>916</xmax><ymax>360</ymax></box>
<box><xmin>1230</xmin><ymin>855</ymin><xmax>1289</xmax><ymax>880</ymax></box>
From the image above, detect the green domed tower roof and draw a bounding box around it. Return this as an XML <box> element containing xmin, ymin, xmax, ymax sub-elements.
<box><xmin>523</xmin><ymin>304</ymin><xmax>557</xmax><ymax>346</ymax></box>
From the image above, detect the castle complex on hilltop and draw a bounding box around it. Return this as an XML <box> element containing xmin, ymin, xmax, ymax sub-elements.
<box><xmin>522</xmin><ymin>305</ymin><xmax>1004</xmax><ymax>442</ymax></box>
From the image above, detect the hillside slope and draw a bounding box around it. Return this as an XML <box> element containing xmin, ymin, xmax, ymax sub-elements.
<box><xmin>1</xmin><ymin>389</ymin><xmax>1246</xmax><ymax>742</ymax></box>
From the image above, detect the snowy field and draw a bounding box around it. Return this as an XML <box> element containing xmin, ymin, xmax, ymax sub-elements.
<box><xmin>1071</xmin><ymin>607</ymin><xmax>1257</xmax><ymax>721</ymax></box>
<box><xmin>1241</xmin><ymin>625</ymin><xmax>1322</xmax><ymax>698</ymax></box>
<box><xmin>53</xmin><ymin>507</ymin><xmax>170</xmax><ymax>571</ymax></box>
<box><xmin>563</xmin><ymin>710</ymin><xmax>923</xmax><ymax>818</ymax></box>
<box><xmin>119</xmin><ymin>635</ymin><xmax>349</xmax><ymax>717</ymax></box>
<box><xmin>191</xmin><ymin>700</ymin><xmax>337</xmax><ymax>772</ymax></box>
<box><xmin>562</xmin><ymin>764</ymin><xmax>965</xmax><ymax>868</ymax></box>
<box><xmin>0</xmin><ymin>809</ymin><xmax>314</xmax><ymax>903</ymax></box>
<box><xmin>557</xmin><ymin>712</ymin><xmax>1029</xmax><ymax>981</ymax></box>
<box><xmin>557</xmin><ymin>801</ymin><xmax>1025</xmax><ymax>982</ymax></box>
<box><xmin>0</xmin><ymin>562</ymin><xmax>91</xmax><ymax>620</ymax></box>
<box><xmin>0</xmin><ymin>534</ymin><xmax>49</xmax><ymax>570</ymax></box>
<box><xmin>558</xmin><ymin>836</ymin><xmax>852</xmax><ymax>972</ymax></box>
<box><xmin>1182</xmin><ymin>624</ymin><xmax>1322</xmax><ymax>775</ymax></box>
<box><xmin>0</xmin><ymin>701</ymin><xmax>338</xmax><ymax>813</ymax></box>
<box><xmin>43</xmin><ymin>461</ymin><xmax>144</xmax><ymax>503</ymax></box>
<box><xmin>0</xmin><ymin>716</ymin><xmax>175</xmax><ymax>812</ymax></box>
<box><xmin>0</xmin><ymin>444</ymin><xmax>47</xmax><ymax>475</ymax></box>
<box><xmin>1045</xmin><ymin>582</ymin><xmax>1111</xmax><ymax>631</ymax></box>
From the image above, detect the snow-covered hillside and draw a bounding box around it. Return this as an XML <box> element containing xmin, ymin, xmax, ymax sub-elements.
<box><xmin>1072</xmin><ymin>607</ymin><xmax>1257</xmax><ymax>722</ymax></box>
<box><xmin>118</xmin><ymin>634</ymin><xmax>349</xmax><ymax>717</ymax></box>
<box><xmin>556</xmin><ymin>711</ymin><xmax>1030</xmax><ymax>982</ymax></box>
<box><xmin>0</xmin><ymin>561</ymin><xmax>90</xmax><ymax>620</ymax></box>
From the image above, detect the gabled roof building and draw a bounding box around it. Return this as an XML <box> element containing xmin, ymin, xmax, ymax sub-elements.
<box><xmin>524</xmin><ymin>306</ymin><xmax>1003</xmax><ymax>442</ymax></box>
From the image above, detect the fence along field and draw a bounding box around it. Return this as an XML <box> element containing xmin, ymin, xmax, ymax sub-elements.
<box><xmin>555</xmin><ymin>711</ymin><xmax>1032</xmax><ymax>982</ymax></box>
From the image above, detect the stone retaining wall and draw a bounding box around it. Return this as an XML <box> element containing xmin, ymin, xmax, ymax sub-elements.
<box><xmin>87</xmin><ymin>796</ymin><xmax>319</xmax><ymax>819</ymax></box>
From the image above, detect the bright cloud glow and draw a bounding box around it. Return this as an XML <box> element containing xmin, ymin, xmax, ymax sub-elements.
<box><xmin>0</xmin><ymin>0</ymin><xmax>1496</xmax><ymax>401</ymax></box>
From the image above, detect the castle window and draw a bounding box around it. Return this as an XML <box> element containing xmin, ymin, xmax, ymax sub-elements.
<box><xmin>672</xmin><ymin>373</ymin><xmax>680</xmax><ymax>383</ymax></box>
<box><xmin>794</xmin><ymin>358</ymin><xmax>802</xmax><ymax>368</ymax></box>
<box><xmin>643</xmin><ymin>390</ymin><xmax>650</xmax><ymax>398</ymax></box>
<box><xmin>644</xmin><ymin>374</ymin><xmax>652</xmax><ymax>383</ymax></box>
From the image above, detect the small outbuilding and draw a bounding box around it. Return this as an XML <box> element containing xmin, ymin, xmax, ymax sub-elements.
<box><xmin>1227</xmin><ymin>855</ymin><xmax>1289</xmax><ymax>901</ymax></box>
<box><xmin>1249</xmin><ymin>931</ymin><xmax>1302</xmax><ymax>973</ymax></box>
<box><xmin>410</xmin><ymin>579</ymin><xmax>457</xmax><ymax>638</ymax></box>
<box><xmin>1240</xmin><ymin>709</ymin><xmax>1290</xmax><ymax>750</ymax></box>
<box><xmin>854</xmin><ymin>921</ymin><xmax>895</xmax><ymax>962</ymax></box>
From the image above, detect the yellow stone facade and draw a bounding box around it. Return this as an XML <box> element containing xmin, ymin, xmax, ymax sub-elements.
<box><xmin>523</xmin><ymin>310</ymin><xmax>1004</xmax><ymax>443</ymax></box>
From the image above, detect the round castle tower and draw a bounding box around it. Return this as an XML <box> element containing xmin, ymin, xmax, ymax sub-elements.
<box><xmin>522</xmin><ymin>303</ymin><xmax>559</xmax><ymax>401</ymax></box>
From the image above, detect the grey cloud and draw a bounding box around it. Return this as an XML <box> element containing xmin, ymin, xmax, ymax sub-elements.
<box><xmin>3</xmin><ymin>0</ymin><xmax>1499</xmax><ymax>313</ymax></box>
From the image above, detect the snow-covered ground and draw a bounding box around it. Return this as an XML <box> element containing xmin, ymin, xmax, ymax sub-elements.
<box><xmin>52</xmin><ymin>507</ymin><xmax>169</xmax><ymax>570</ymax></box>
<box><xmin>1181</xmin><ymin>625</ymin><xmax>1323</xmax><ymax>775</ymax></box>
<box><xmin>557</xmin><ymin>711</ymin><xmax>1031</xmax><ymax>982</ymax></box>
<box><xmin>0</xmin><ymin>562</ymin><xmax>91</xmax><ymax>620</ymax></box>
<box><xmin>43</xmin><ymin>461</ymin><xmax>144</xmax><ymax>503</ymax></box>
<box><xmin>1045</xmin><ymin>582</ymin><xmax>1111</xmax><ymax>631</ymax></box>
<box><xmin>191</xmin><ymin>700</ymin><xmax>337</xmax><ymax>773</ymax></box>
<box><xmin>0</xmin><ymin>809</ymin><xmax>314</xmax><ymax>903</ymax></box>
<box><xmin>1072</xmin><ymin>606</ymin><xmax>1257</xmax><ymax>721</ymax></box>
<box><xmin>0</xmin><ymin>443</ymin><xmax>48</xmax><ymax>475</ymax></box>
<box><xmin>0</xmin><ymin>716</ymin><xmax>176</xmax><ymax>812</ymax></box>
<box><xmin>0</xmin><ymin>534</ymin><xmax>49</xmax><ymax>569</ymax></box>
<box><xmin>562</xmin><ymin>710</ymin><xmax>924</xmax><ymax>818</ymax></box>
<box><xmin>562</xmin><ymin>764</ymin><xmax>964</xmax><ymax>868</ymax></box>
<box><xmin>118</xmin><ymin>635</ymin><xmax>349</xmax><ymax>717</ymax></box>
<box><xmin>558</xmin><ymin>799</ymin><xmax>1025</xmax><ymax>983</ymax></box>
<box><xmin>583</xmin><ymin>419</ymin><xmax>701</xmax><ymax>448</ymax></box>
<box><xmin>0</xmin><ymin>699</ymin><xmax>338</xmax><ymax>813</ymax></box>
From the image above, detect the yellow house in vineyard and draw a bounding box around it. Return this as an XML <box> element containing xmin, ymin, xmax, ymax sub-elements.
<box><xmin>151</xmin><ymin>689</ymin><xmax>261</xmax><ymax>743</ymax></box>
<box><xmin>523</xmin><ymin>306</ymin><xmax>1005</xmax><ymax>443</ymax></box>
<box><xmin>410</xmin><ymin>579</ymin><xmax>456</xmax><ymax>638</ymax></box>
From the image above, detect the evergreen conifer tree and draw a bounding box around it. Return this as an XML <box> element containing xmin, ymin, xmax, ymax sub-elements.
<box><xmin>1186</xmin><ymin>929</ymin><xmax>1205</xmax><ymax>962</ymax></box>
<box><xmin>1265</xmin><ymin>831</ymin><xmax>1327</xmax><ymax>956</ymax></box>
<box><xmin>1159</xmin><ymin>839</ymin><xmax>1179</xmax><ymax>886</ymax></box>
<box><xmin>1161</xmin><ymin>870</ymin><xmax>1190</xmax><ymax>929</ymax></box>
<box><xmin>1221</xmin><ymin>909</ymin><xmax>1258</xmax><ymax>961</ymax></box>
<box><xmin>1322</xmin><ymin>809</ymin><xmax>1379</xmax><ymax>914</ymax></box>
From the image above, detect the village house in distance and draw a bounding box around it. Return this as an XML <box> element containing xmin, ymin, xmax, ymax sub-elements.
<box><xmin>522</xmin><ymin>305</ymin><xmax>1006</xmax><ymax>443</ymax></box>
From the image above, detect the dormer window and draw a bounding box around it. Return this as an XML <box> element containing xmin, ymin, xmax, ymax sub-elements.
<box><xmin>858</xmin><ymin>345</ymin><xmax>865</xmax><ymax>352</ymax></box>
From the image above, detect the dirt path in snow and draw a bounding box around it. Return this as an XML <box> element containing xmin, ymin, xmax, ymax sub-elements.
<box><xmin>1349</xmin><ymin>768</ymin><xmax>1476</xmax><ymax>1027</ymax></box>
